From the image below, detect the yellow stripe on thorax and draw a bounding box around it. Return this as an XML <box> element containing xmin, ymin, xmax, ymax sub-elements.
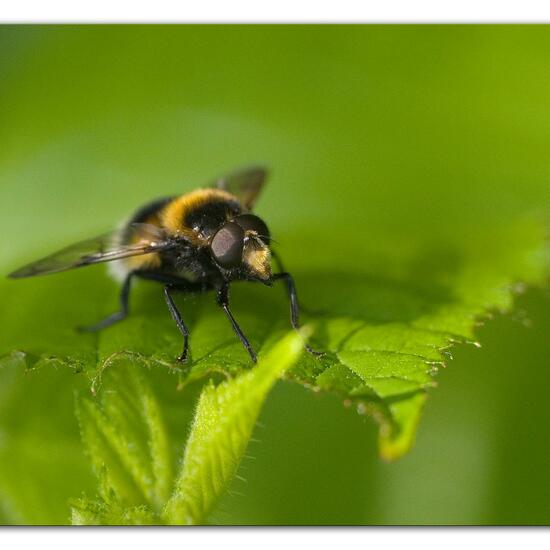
<box><xmin>160</xmin><ymin>188</ymin><xmax>237</xmax><ymax>244</ymax></box>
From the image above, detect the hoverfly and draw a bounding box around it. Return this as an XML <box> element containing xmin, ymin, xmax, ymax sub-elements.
<box><xmin>9</xmin><ymin>166</ymin><xmax>320</xmax><ymax>364</ymax></box>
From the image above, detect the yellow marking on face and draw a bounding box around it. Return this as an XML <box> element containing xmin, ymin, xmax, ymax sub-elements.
<box><xmin>243</xmin><ymin>243</ymin><xmax>271</xmax><ymax>280</ymax></box>
<box><xmin>160</xmin><ymin>188</ymin><xmax>237</xmax><ymax>243</ymax></box>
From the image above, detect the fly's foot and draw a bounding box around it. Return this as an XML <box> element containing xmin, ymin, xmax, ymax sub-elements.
<box><xmin>305</xmin><ymin>343</ymin><xmax>325</xmax><ymax>358</ymax></box>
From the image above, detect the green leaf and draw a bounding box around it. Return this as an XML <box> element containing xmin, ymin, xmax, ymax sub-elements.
<box><xmin>163</xmin><ymin>329</ymin><xmax>306</xmax><ymax>525</ymax></box>
<box><xmin>71</xmin><ymin>330</ymin><xmax>304</xmax><ymax>525</ymax></box>
<box><xmin>0</xmin><ymin>219</ymin><xmax>547</xmax><ymax>476</ymax></box>
<box><xmin>74</xmin><ymin>360</ymin><xmax>173</xmax><ymax>523</ymax></box>
<box><xmin>0</xmin><ymin>356</ymin><xmax>95</xmax><ymax>524</ymax></box>
<box><xmin>70</xmin><ymin>497</ymin><xmax>159</xmax><ymax>526</ymax></box>
<box><xmin>3</xmin><ymin>26</ymin><xmax>550</xmax><ymax>525</ymax></box>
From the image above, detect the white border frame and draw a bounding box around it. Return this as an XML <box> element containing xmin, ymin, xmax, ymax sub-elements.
<box><xmin>2</xmin><ymin>1</ymin><xmax>550</xmax><ymax>23</ymax></box>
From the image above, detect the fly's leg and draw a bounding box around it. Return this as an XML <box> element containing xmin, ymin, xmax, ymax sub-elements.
<box><xmin>78</xmin><ymin>272</ymin><xmax>134</xmax><ymax>332</ymax></box>
<box><xmin>77</xmin><ymin>271</ymin><xmax>203</xmax><ymax>333</ymax></box>
<box><xmin>78</xmin><ymin>269</ymin><xmax>201</xmax><ymax>362</ymax></box>
<box><xmin>270</xmin><ymin>248</ymin><xmax>286</xmax><ymax>273</ymax></box>
<box><xmin>217</xmin><ymin>282</ymin><xmax>257</xmax><ymax>363</ymax></box>
<box><xmin>270</xmin><ymin>251</ymin><xmax>320</xmax><ymax>316</ymax></box>
<box><xmin>163</xmin><ymin>285</ymin><xmax>191</xmax><ymax>363</ymax></box>
<box><xmin>271</xmin><ymin>272</ymin><xmax>324</xmax><ymax>357</ymax></box>
<box><xmin>140</xmin><ymin>271</ymin><xmax>208</xmax><ymax>361</ymax></box>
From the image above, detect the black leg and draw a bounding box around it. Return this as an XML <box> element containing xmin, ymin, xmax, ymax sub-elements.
<box><xmin>78</xmin><ymin>272</ymin><xmax>134</xmax><ymax>332</ymax></box>
<box><xmin>271</xmin><ymin>272</ymin><xmax>323</xmax><ymax>357</ymax></box>
<box><xmin>217</xmin><ymin>282</ymin><xmax>257</xmax><ymax>363</ymax></box>
<box><xmin>163</xmin><ymin>285</ymin><xmax>191</xmax><ymax>362</ymax></box>
<box><xmin>270</xmin><ymin>249</ymin><xmax>286</xmax><ymax>274</ymax></box>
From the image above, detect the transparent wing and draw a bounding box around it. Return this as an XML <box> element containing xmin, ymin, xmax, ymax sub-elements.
<box><xmin>211</xmin><ymin>165</ymin><xmax>268</xmax><ymax>210</ymax></box>
<box><xmin>8</xmin><ymin>224</ymin><xmax>177</xmax><ymax>279</ymax></box>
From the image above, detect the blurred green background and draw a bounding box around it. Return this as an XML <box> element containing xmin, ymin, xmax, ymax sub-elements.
<box><xmin>1</xmin><ymin>25</ymin><xmax>550</xmax><ymax>524</ymax></box>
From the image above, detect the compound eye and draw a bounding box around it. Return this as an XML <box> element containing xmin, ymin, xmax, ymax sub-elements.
<box><xmin>234</xmin><ymin>214</ymin><xmax>270</xmax><ymax>244</ymax></box>
<box><xmin>210</xmin><ymin>222</ymin><xmax>245</xmax><ymax>267</ymax></box>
